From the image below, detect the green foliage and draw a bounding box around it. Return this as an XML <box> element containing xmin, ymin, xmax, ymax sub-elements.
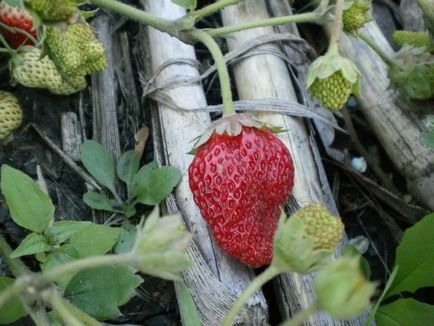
<box><xmin>172</xmin><ymin>0</ymin><xmax>197</xmax><ymax>11</ymax></box>
<box><xmin>369</xmin><ymin>213</ymin><xmax>434</xmax><ymax>325</ymax></box>
<box><xmin>421</xmin><ymin>130</ymin><xmax>434</xmax><ymax>149</ymax></box>
<box><xmin>10</xmin><ymin>233</ymin><xmax>51</xmax><ymax>258</ymax></box>
<box><xmin>44</xmin><ymin>221</ymin><xmax>92</xmax><ymax>245</ymax></box>
<box><xmin>69</xmin><ymin>224</ymin><xmax>120</xmax><ymax>258</ymax></box>
<box><xmin>387</xmin><ymin>213</ymin><xmax>434</xmax><ymax>297</ymax></box>
<box><xmin>65</xmin><ymin>266</ymin><xmax>142</xmax><ymax>320</ymax></box>
<box><xmin>177</xmin><ymin>281</ymin><xmax>201</xmax><ymax>326</ymax></box>
<box><xmin>0</xmin><ymin>277</ymin><xmax>27</xmax><ymax>324</ymax></box>
<box><xmin>1</xmin><ymin>165</ymin><xmax>54</xmax><ymax>233</ymax></box>
<box><xmin>376</xmin><ymin>298</ymin><xmax>434</xmax><ymax>326</ymax></box>
<box><xmin>42</xmin><ymin>245</ymin><xmax>80</xmax><ymax>288</ymax></box>
<box><xmin>80</xmin><ymin>141</ymin><xmax>182</xmax><ymax>217</ymax></box>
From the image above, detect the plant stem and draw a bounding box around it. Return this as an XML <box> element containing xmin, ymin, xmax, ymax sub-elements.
<box><xmin>89</xmin><ymin>0</ymin><xmax>177</xmax><ymax>36</ymax></box>
<box><xmin>359</xmin><ymin>32</ymin><xmax>394</xmax><ymax>66</ymax></box>
<box><xmin>222</xmin><ymin>265</ymin><xmax>280</xmax><ymax>326</ymax></box>
<box><xmin>190</xmin><ymin>29</ymin><xmax>235</xmax><ymax>116</ymax></box>
<box><xmin>190</xmin><ymin>0</ymin><xmax>240</xmax><ymax>21</ymax></box>
<box><xmin>326</xmin><ymin>0</ymin><xmax>344</xmax><ymax>54</ymax></box>
<box><xmin>0</xmin><ymin>33</ymin><xmax>13</xmax><ymax>53</ymax></box>
<box><xmin>0</xmin><ymin>235</ymin><xmax>30</xmax><ymax>276</ymax></box>
<box><xmin>280</xmin><ymin>303</ymin><xmax>319</xmax><ymax>326</ymax></box>
<box><xmin>40</xmin><ymin>253</ymin><xmax>132</xmax><ymax>283</ymax></box>
<box><xmin>0</xmin><ymin>21</ymin><xmax>37</xmax><ymax>45</ymax></box>
<box><xmin>208</xmin><ymin>11</ymin><xmax>323</xmax><ymax>37</ymax></box>
<box><xmin>50</xmin><ymin>292</ymin><xmax>83</xmax><ymax>326</ymax></box>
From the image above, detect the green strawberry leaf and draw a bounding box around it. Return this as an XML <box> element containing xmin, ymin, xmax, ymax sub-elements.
<box><xmin>129</xmin><ymin>160</ymin><xmax>158</xmax><ymax>198</ymax></box>
<box><xmin>83</xmin><ymin>191</ymin><xmax>118</xmax><ymax>212</ymax></box>
<box><xmin>10</xmin><ymin>233</ymin><xmax>51</xmax><ymax>258</ymax></box>
<box><xmin>177</xmin><ymin>281</ymin><xmax>201</xmax><ymax>326</ymax></box>
<box><xmin>42</xmin><ymin>245</ymin><xmax>80</xmax><ymax>289</ymax></box>
<box><xmin>69</xmin><ymin>224</ymin><xmax>120</xmax><ymax>258</ymax></box>
<box><xmin>79</xmin><ymin>141</ymin><xmax>116</xmax><ymax>194</ymax></box>
<box><xmin>1</xmin><ymin>165</ymin><xmax>54</xmax><ymax>233</ymax></box>
<box><xmin>376</xmin><ymin>298</ymin><xmax>434</xmax><ymax>326</ymax></box>
<box><xmin>65</xmin><ymin>266</ymin><xmax>142</xmax><ymax>320</ymax></box>
<box><xmin>134</xmin><ymin>167</ymin><xmax>182</xmax><ymax>206</ymax></box>
<box><xmin>172</xmin><ymin>0</ymin><xmax>197</xmax><ymax>10</ymax></box>
<box><xmin>113</xmin><ymin>222</ymin><xmax>137</xmax><ymax>254</ymax></box>
<box><xmin>117</xmin><ymin>150</ymin><xmax>140</xmax><ymax>186</ymax></box>
<box><xmin>45</xmin><ymin>221</ymin><xmax>92</xmax><ymax>245</ymax></box>
<box><xmin>386</xmin><ymin>213</ymin><xmax>434</xmax><ymax>297</ymax></box>
<box><xmin>0</xmin><ymin>277</ymin><xmax>28</xmax><ymax>324</ymax></box>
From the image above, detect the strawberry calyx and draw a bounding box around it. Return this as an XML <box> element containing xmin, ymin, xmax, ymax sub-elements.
<box><xmin>191</xmin><ymin>113</ymin><xmax>284</xmax><ymax>152</ymax></box>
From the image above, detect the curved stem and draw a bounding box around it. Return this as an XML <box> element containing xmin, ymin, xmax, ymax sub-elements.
<box><xmin>0</xmin><ymin>235</ymin><xmax>30</xmax><ymax>276</ymax></box>
<box><xmin>0</xmin><ymin>21</ymin><xmax>37</xmax><ymax>45</ymax></box>
<box><xmin>279</xmin><ymin>303</ymin><xmax>319</xmax><ymax>326</ymax></box>
<box><xmin>222</xmin><ymin>265</ymin><xmax>280</xmax><ymax>326</ymax></box>
<box><xmin>190</xmin><ymin>29</ymin><xmax>235</xmax><ymax>116</ymax></box>
<box><xmin>327</xmin><ymin>0</ymin><xmax>344</xmax><ymax>54</ymax></box>
<box><xmin>190</xmin><ymin>0</ymin><xmax>240</xmax><ymax>21</ymax></box>
<box><xmin>0</xmin><ymin>33</ymin><xmax>13</xmax><ymax>53</ymax></box>
<box><xmin>208</xmin><ymin>12</ymin><xmax>323</xmax><ymax>37</ymax></box>
<box><xmin>359</xmin><ymin>32</ymin><xmax>394</xmax><ymax>66</ymax></box>
<box><xmin>89</xmin><ymin>0</ymin><xmax>177</xmax><ymax>36</ymax></box>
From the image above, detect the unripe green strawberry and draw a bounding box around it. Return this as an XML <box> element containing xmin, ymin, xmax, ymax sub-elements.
<box><xmin>26</xmin><ymin>0</ymin><xmax>77</xmax><ymax>22</ymax></box>
<box><xmin>291</xmin><ymin>204</ymin><xmax>344</xmax><ymax>250</ymax></box>
<box><xmin>309</xmin><ymin>72</ymin><xmax>352</xmax><ymax>111</ymax></box>
<box><xmin>49</xmin><ymin>75</ymin><xmax>87</xmax><ymax>95</ymax></box>
<box><xmin>46</xmin><ymin>23</ymin><xmax>107</xmax><ymax>76</ymax></box>
<box><xmin>307</xmin><ymin>52</ymin><xmax>361</xmax><ymax>111</ymax></box>
<box><xmin>393</xmin><ymin>31</ymin><xmax>432</xmax><ymax>50</ymax></box>
<box><xmin>0</xmin><ymin>91</ymin><xmax>23</xmax><ymax>140</ymax></box>
<box><xmin>342</xmin><ymin>0</ymin><xmax>372</xmax><ymax>33</ymax></box>
<box><xmin>11</xmin><ymin>46</ymin><xmax>63</xmax><ymax>89</ymax></box>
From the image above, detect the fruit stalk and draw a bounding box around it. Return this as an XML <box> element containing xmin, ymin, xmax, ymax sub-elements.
<box><xmin>359</xmin><ymin>32</ymin><xmax>394</xmax><ymax>66</ymax></box>
<box><xmin>327</xmin><ymin>0</ymin><xmax>345</xmax><ymax>54</ymax></box>
<box><xmin>280</xmin><ymin>303</ymin><xmax>318</xmax><ymax>326</ymax></box>
<box><xmin>190</xmin><ymin>29</ymin><xmax>235</xmax><ymax>116</ymax></box>
<box><xmin>222</xmin><ymin>265</ymin><xmax>281</xmax><ymax>326</ymax></box>
<box><xmin>207</xmin><ymin>11</ymin><xmax>325</xmax><ymax>37</ymax></box>
<box><xmin>0</xmin><ymin>21</ymin><xmax>37</xmax><ymax>46</ymax></box>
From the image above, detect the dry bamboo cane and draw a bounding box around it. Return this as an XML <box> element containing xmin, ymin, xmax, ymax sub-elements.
<box><xmin>219</xmin><ymin>0</ymin><xmax>368</xmax><ymax>324</ymax></box>
<box><xmin>140</xmin><ymin>1</ymin><xmax>267</xmax><ymax>325</ymax></box>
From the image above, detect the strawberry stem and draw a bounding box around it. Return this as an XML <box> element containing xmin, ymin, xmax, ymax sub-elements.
<box><xmin>280</xmin><ymin>303</ymin><xmax>319</xmax><ymax>326</ymax></box>
<box><xmin>190</xmin><ymin>0</ymin><xmax>241</xmax><ymax>22</ymax></box>
<box><xmin>0</xmin><ymin>33</ymin><xmax>13</xmax><ymax>53</ymax></box>
<box><xmin>327</xmin><ymin>0</ymin><xmax>344</xmax><ymax>54</ymax></box>
<box><xmin>0</xmin><ymin>21</ymin><xmax>37</xmax><ymax>46</ymax></box>
<box><xmin>190</xmin><ymin>29</ymin><xmax>236</xmax><ymax>117</ymax></box>
<box><xmin>222</xmin><ymin>265</ymin><xmax>280</xmax><ymax>326</ymax></box>
<box><xmin>208</xmin><ymin>11</ymin><xmax>326</xmax><ymax>37</ymax></box>
<box><xmin>359</xmin><ymin>32</ymin><xmax>394</xmax><ymax>66</ymax></box>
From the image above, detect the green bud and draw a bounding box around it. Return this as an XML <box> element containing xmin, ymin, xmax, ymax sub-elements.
<box><xmin>315</xmin><ymin>257</ymin><xmax>376</xmax><ymax>319</ymax></box>
<box><xmin>272</xmin><ymin>211</ymin><xmax>333</xmax><ymax>274</ymax></box>
<box><xmin>131</xmin><ymin>207</ymin><xmax>192</xmax><ymax>281</ymax></box>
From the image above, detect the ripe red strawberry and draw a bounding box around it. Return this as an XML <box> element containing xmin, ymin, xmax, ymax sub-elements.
<box><xmin>188</xmin><ymin>114</ymin><xmax>295</xmax><ymax>267</ymax></box>
<box><xmin>0</xmin><ymin>1</ymin><xmax>36</xmax><ymax>48</ymax></box>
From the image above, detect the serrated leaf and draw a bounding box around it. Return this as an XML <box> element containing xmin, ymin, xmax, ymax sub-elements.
<box><xmin>45</xmin><ymin>221</ymin><xmax>92</xmax><ymax>245</ymax></box>
<box><xmin>376</xmin><ymin>298</ymin><xmax>434</xmax><ymax>326</ymax></box>
<box><xmin>42</xmin><ymin>245</ymin><xmax>80</xmax><ymax>288</ymax></box>
<box><xmin>114</xmin><ymin>222</ymin><xmax>137</xmax><ymax>254</ymax></box>
<box><xmin>83</xmin><ymin>191</ymin><xmax>118</xmax><ymax>212</ymax></box>
<box><xmin>0</xmin><ymin>277</ymin><xmax>28</xmax><ymax>324</ymax></box>
<box><xmin>172</xmin><ymin>0</ymin><xmax>197</xmax><ymax>10</ymax></box>
<box><xmin>1</xmin><ymin>165</ymin><xmax>54</xmax><ymax>233</ymax></box>
<box><xmin>79</xmin><ymin>141</ymin><xmax>116</xmax><ymax>194</ymax></box>
<box><xmin>129</xmin><ymin>161</ymin><xmax>158</xmax><ymax>197</ymax></box>
<box><xmin>65</xmin><ymin>266</ymin><xmax>142</xmax><ymax>320</ymax></box>
<box><xmin>117</xmin><ymin>150</ymin><xmax>140</xmax><ymax>186</ymax></box>
<box><xmin>387</xmin><ymin>213</ymin><xmax>434</xmax><ymax>297</ymax></box>
<box><xmin>10</xmin><ymin>233</ymin><xmax>51</xmax><ymax>258</ymax></box>
<box><xmin>135</xmin><ymin>167</ymin><xmax>182</xmax><ymax>206</ymax></box>
<box><xmin>69</xmin><ymin>224</ymin><xmax>120</xmax><ymax>258</ymax></box>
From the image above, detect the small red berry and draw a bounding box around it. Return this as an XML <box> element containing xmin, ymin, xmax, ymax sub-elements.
<box><xmin>0</xmin><ymin>2</ymin><xmax>37</xmax><ymax>48</ymax></box>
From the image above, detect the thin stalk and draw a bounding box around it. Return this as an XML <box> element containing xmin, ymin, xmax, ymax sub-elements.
<box><xmin>222</xmin><ymin>265</ymin><xmax>280</xmax><ymax>326</ymax></box>
<box><xmin>359</xmin><ymin>32</ymin><xmax>394</xmax><ymax>66</ymax></box>
<box><xmin>0</xmin><ymin>235</ymin><xmax>29</xmax><ymax>276</ymax></box>
<box><xmin>89</xmin><ymin>0</ymin><xmax>177</xmax><ymax>36</ymax></box>
<box><xmin>327</xmin><ymin>0</ymin><xmax>344</xmax><ymax>54</ymax></box>
<box><xmin>208</xmin><ymin>11</ymin><xmax>323</xmax><ymax>37</ymax></box>
<box><xmin>50</xmin><ymin>292</ymin><xmax>83</xmax><ymax>326</ymax></box>
<box><xmin>280</xmin><ymin>303</ymin><xmax>319</xmax><ymax>326</ymax></box>
<box><xmin>40</xmin><ymin>253</ymin><xmax>132</xmax><ymax>283</ymax></box>
<box><xmin>190</xmin><ymin>0</ymin><xmax>240</xmax><ymax>21</ymax></box>
<box><xmin>0</xmin><ymin>21</ymin><xmax>37</xmax><ymax>45</ymax></box>
<box><xmin>0</xmin><ymin>278</ymin><xmax>28</xmax><ymax>310</ymax></box>
<box><xmin>0</xmin><ymin>33</ymin><xmax>13</xmax><ymax>53</ymax></box>
<box><xmin>190</xmin><ymin>29</ymin><xmax>235</xmax><ymax>116</ymax></box>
